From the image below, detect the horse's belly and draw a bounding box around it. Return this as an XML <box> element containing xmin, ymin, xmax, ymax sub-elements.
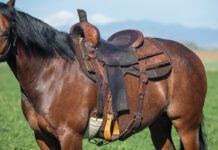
<box><xmin>116</xmin><ymin>74</ymin><xmax>169</xmax><ymax>133</ymax></box>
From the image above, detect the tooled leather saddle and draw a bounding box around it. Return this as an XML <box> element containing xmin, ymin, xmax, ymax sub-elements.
<box><xmin>70</xmin><ymin>9</ymin><xmax>171</xmax><ymax>141</ymax></box>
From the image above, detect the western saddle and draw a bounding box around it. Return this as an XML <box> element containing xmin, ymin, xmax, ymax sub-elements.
<box><xmin>70</xmin><ymin>9</ymin><xmax>171</xmax><ymax>142</ymax></box>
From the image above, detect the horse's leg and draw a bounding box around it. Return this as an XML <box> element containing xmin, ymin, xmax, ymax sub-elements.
<box><xmin>21</xmin><ymin>92</ymin><xmax>60</xmax><ymax>150</ymax></box>
<box><xmin>58</xmin><ymin>129</ymin><xmax>83</xmax><ymax>150</ymax></box>
<box><xmin>149</xmin><ymin>114</ymin><xmax>175</xmax><ymax>150</ymax></box>
<box><xmin>168</xmin><ymin>89</ymin><xmax>205</xmax><ymax>150</ymax></box>
<box><xmin>172</xmin><ymin>115</ymin><xmax>203</xmax><ymax>150</ymax></box>
<box><xmin>35</xmin><ymin>131</ymin><xmax>61</xmax><ymax>150</ymax></box>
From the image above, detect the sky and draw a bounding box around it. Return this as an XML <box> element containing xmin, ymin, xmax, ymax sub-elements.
<box><xmin>1</xmin><ymin>0</ymin><xmax>217</xmax><ymax>30</ymax></box>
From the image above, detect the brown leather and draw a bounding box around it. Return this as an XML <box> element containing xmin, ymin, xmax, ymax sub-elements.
<box><xmin>135</xmin><ymin>37</ymin><xmax>164</xmax><ymax>59</ymax></box>
<box><xmin>134</xmin><ymin>38</ymin><xmax>171</xmax><ymax>79</ymax></box>
<box><xmin>70</xmin><ymin>13</ymin><xmax>171</xmax><ymax>78</ymax></box>
<box><xmin>71</xmin><ymin>36</ymin><xmax>96</xmax><ymax>80</ymax></box>
<box><xmin>70</xmin><ymin>11</ymin><xmax>171</xmax><ymax>142</ymax></box>
<box><xmin>119</xmin><ymin>59</ymin><xmax>148</xmax><ymax>140</ymax></box>
<box><xmin>70</xmin><ymin>22</ymin><xmax>100</xmax><ymax>46</ymax></box>
<box><xmin>108</xmin><ymin>30</ymin><xmax>144</xmax><ymax>48</ymax></box>
<box><xmin>134</xmin><ymin>59</ymin><xmax>147</xmax><ymax>129</ymax></box>
<box><xmin>71</xmin><ymin>35</ymin><xmax>171</xmax><ymax>140</ymax></box>
<box><xmin>75</xmin><ymin>36</ymin><xmax>171</xmax><ymax>79</ymax></box>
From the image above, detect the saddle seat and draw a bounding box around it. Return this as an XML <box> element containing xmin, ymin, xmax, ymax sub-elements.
<box><xmin>95</xmin><ymin>38</ymin><xmax>138</xmax><ymax>66</ymax></box>
<box><xmin>94</xmin><ymin>30</ymin><xmax>143</xmax><ymax>67</ymax></box>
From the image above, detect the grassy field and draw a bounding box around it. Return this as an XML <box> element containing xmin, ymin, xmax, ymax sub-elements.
<box><xmin>0</xmin><ymin>51</ymin><xmax>218</xmax><ymax>150</ymax></box>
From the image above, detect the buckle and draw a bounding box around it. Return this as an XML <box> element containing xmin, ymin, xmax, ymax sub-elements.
<box><xmin>134</xmin><ymin>113</ymin><xmax>143</xmax><ymax>119</ymax></box>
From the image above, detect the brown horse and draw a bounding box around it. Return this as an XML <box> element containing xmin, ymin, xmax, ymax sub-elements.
<box><xmin>0</xmin><ymin>1</ymin><xmax>207</xmax><ymax>150</ymax></box>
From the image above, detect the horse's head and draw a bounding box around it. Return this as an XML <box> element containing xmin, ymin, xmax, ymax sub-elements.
<box><xmin>0</xmin><ymin>0</ymin><xmax>75</xmax><ymax>63</ymax></box>
<box><xmin>0</xmin><ymin>0</ymin><xmax>16</xmax><ymax>62</ymax></box>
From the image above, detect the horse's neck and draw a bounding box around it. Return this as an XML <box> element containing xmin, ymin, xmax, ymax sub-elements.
<box><xmin>7</xmin><ymin>43</ymin><xmax>83</xmax><ymax>101</ymax></box>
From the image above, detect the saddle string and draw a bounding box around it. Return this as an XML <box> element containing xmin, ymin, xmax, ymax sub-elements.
<box><xmin>88</xmin><ymin>138</ymin><xmax>109</xmax><ymax>147</ymax></box>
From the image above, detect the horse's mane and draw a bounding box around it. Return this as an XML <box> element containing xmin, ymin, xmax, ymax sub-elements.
<box><xmin>0</xmin><ymin>3</ymin><xmax>75</xmax><ymax>61</ymax></box>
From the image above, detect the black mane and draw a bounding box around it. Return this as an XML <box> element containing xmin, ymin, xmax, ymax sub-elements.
<box><xmin>0</xmin><ymin>3</ymin><xmax>75</xmax><ymax>61</ymax></box>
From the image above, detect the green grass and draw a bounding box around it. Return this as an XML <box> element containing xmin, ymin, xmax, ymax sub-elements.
<box><xmin>203</xmin><ymin>60</ymin><xmax>218</xmax><ymax>71</ymax></box>
<box><xmin>0</xmin><ymin>62</ymin><xmax>218</xmax><ymax>150</ymax></box>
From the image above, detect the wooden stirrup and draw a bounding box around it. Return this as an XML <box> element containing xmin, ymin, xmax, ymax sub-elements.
<box><xmin>104</xmin><ymin>113</ymin><xmax>120</xmax><ymax>141</ymax></box>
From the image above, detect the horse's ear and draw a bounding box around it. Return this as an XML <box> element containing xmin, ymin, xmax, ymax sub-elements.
<box><xmin>7</xmin><ymin>0</ymin><xmax>16</xmax><ymax>7</ymax></box>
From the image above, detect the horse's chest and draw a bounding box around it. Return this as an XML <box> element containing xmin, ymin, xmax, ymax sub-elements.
<box><xmin>21</xmin><ymin>96</ymin><xmax>58</xmax><ymax>136</ymax></box>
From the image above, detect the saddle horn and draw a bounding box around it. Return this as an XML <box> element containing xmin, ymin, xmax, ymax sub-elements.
<box><xmin>7</xmin><ymin>0</ymin><xmax>16</xmax><ymax>6</ymax></box>
<box><xmin>77</xmin><ymin>9</ymin><xmax>88</xmax><ymax>22</ymax></box>
<box><xmin>70</xmin><ymin>9</ymin><xmax>100</xmax><ymax>46</ymax></box>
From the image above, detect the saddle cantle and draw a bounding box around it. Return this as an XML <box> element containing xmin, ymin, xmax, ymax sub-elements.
<box><xmin>70</xmin><ymin>9</ymin><xmax>172</xmax><ymax>142</ymax></box>
<box><xmin>108</xmin><ymin>29</ymin><xmax>144</xmax><ymax>48</ymax></box>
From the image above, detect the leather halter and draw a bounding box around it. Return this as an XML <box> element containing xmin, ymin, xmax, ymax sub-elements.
<box><xmin>0</xmin><ymin>25</ymin><xmax>17</xmax><ymax>62</ymax></box>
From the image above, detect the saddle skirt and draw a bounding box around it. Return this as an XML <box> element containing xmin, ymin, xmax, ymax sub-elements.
<box><xmin>72</xmin><ymin>33</ymin><xmax>172</xmax><ymax>80</ymax></box>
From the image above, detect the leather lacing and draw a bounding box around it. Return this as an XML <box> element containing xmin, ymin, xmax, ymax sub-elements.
<box><xmin>88</xmin><ymin>138</ymin><xmax>109</xmax><ymax>147</ymax></box>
